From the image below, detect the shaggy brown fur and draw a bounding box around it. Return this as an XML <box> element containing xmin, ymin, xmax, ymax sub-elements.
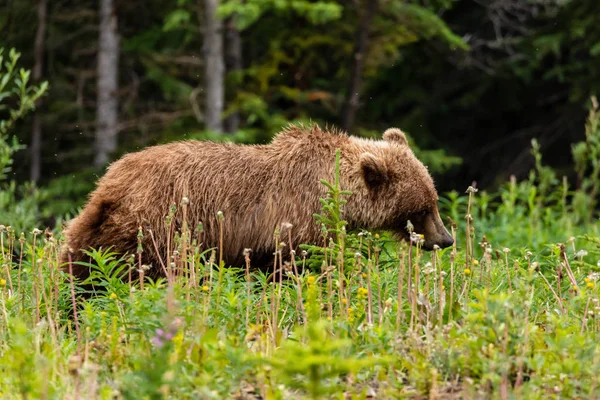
<box><xmin>60</xmin><ymin>125</ymin><xmax>453</xmax><ymax>279</ymax></box>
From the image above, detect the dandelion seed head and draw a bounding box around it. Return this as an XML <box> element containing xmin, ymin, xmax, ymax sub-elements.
<box><xmin>576</xmin><ymin>250</ymin><xmax>588</xmax><ymax>258</ymax></box>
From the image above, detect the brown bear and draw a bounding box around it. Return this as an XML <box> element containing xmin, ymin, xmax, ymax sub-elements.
<box><xmin>60</xmin><ymin>125</ymin><xmax>453</xmax><ymax>280</ymax></box>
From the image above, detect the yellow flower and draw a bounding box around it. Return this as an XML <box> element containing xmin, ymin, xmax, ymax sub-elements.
<box><xmin>202</xmin><ymin>285</ymin><xmax>209</xmax><ymax>292</ymax></box>
<box><xmin>375</xmin><ymin>233</ymin><xmax>380</xmax><ymax>239</ymax></box>
<box><xmin>0</xmin><ymin>279</ymin><xmax>6</xmax><ymax>287</ymax></box>
<box><xmin>464</xmin><ymin>268</ymin><xmax>471</xmax><ymax>275</ymax></box>
<box><xmin>472</xmin><ymin>259</ymin><xmax>479</xmax><ymax>266</ymax></box>
<box><xmin>347</xmin><ymin>307</ymin><xmax>354</xmax><ymax>313</ymax></box>
<box><xmin>341</xmin><ymin>298</ymin><xmax>347</xmax><ymax>304</ymax></box>
<box><xmin>306</xmin><ymin>276</ymin><xmax>316</xmax><ymax>285</ymax></box>
<box><xmin>587</xmin><ymin>282</ymin><xmax>595</xmax><ymax>289</ymax></box>
<box><xmin>361</xmin><ymin>273</ymin><xmax>367</xmax><ymax>279</ymax></box>
<box><xmin>441</xmin><ymin>285</ymin><xmax>445</xmax><ymax>291</ymax></box>
<box><xmin>585</xmin><ymin>277</ymin><xmax>591</xmax><ymax>283</ymax></box>
<box><xmin>109</xmin><ymin>293</ymin><xmax>117</xmax><ymax>300</ymax></box>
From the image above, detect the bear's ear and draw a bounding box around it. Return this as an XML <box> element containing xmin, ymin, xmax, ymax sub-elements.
<box><xmin>383</xmin><ymin>128</ymin><xmax>408</xmax><ymax>146</ymax></box>
<box><xmin>360</xmin><ymin>153</ymin><xmax>387</xmax><ymax>188</ymax></box>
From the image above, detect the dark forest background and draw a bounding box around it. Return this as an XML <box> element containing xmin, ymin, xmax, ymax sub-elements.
<box><xmin>1</xmin><ymin>0</ymin><xmax>599</xmax><ymax>222</ymax></box>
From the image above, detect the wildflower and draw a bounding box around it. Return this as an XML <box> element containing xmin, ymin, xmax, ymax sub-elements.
<box><xmin>433</xmin><ymin>244</ymin><xmax>440</xmax><ymax>251</ymax></box>
<box><xmin>341</xmin><ymin>298</ymin><xmax>347</xmax><ymax>305</ymax></box>
<box><xmin>306</xmin><ymin>276</ymin><xmax>316</xmax><ymax>285</ymax></box>
<box><xmin>588</xmin><ymin>273</ymin><xmax>599</xmax><ymax>283</ymax></box>
<box><xmin>357</xmin><ymin>287</ymin><xmax>369</xmax><ymax>299</ymax></box>
<box><xmin>216</xmin><ymin>211</ymin><xmax>224</xmax><ymax>220</ymax></box>
<box><xmin>109</xmin><ymin>293</ymin><xmax>117</xmax><ymax>300</ymax></box>
<box><xmin>486</xmin><ymin>246</ymin><xmax>493</xmax><ymax>254</ymax></box>
<box><xmin>181</xmin><ymin>196</ymin><xmax>189</xmax><ymax>206</ymax></box>
<box><xmin>466</xmin><ymin>186</ymin><xmax>478</xmax><ymax>194</ymax></box>
<box><xmin>32</xmin><ymin>228</ymin><xmax>42</xmax><ymax>235</ymax></box>
<box><xmin>202</xmin><ymin>285</ymin><xmax>209</xmax><ymax>292</ymax></box>
<box><xmin>472</xmin><ymin>259</ymin><xmax>479</xmax><ymax>266</ymax></box>
<box><xmin>151</xmin><ymin>320</ymin><xmax>181</xmax><ymax>348</ymax></box>
<box><xmin>374</xmin><ymin>233</ymin><xmax>380</xmax><ymax>239</ymax></box>
<box><xmin>441</xmin><ymin>285</ymin><xmax>445</xmax><ymax>291</ymax></box>
<box><xmin>587</xmin><ymin>282</ymin><xmax>595</xmax><ymax>289</ymax></box>
<box><xmin>464</xmin><ymin>268</ymin><xmax>471</xmax><ymax>275</ymax></box>
<box><xmin>361</xmin><ymin>273</ymin><xmax>367</xmax><ymax>279</ymax></box>
<box><xmin>503</xmin><ymin>248</ymin><xmax>510</xmax><ymax>254</ymax></box>
<box><xmin>0</xmin><ymin>279</ymin><xmax>5</xmax><ymax>287</ymax></box>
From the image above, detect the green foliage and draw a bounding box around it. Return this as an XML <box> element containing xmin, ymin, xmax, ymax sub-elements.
<box><xmin>265</xmin><ymin>320</ymin><xmax>389</xmax><ymax>398</ymax></box>
<box><xmin>218</xmin><ymin>0</ymin><xmax>343</xmax><ymax>29</ymax></box>
<box><xmin>0</xmin><ymin>48</ymin><xmax>47</xmax><ymax>179</ymax></box>
<box><xmin>0</xmin><ymin>48</ymin><xmax>48</xmax><ymax>234</ymax></box>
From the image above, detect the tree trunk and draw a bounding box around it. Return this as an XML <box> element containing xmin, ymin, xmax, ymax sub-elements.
<box><xmin>224</xmin><ymin>16</ymin><xmax>242</xmax><ymax>134</ymax></box>
<box><xmin>202</xmin><ymin>0</ymin><xmax>224</xmax><ymax>133</ymax></box>
<box><xmin>30</xmin><ymin>0</ymin><xmax>47</xmax><ymax>182</ymax></box>
<box><xmin>95</xmin><ymin>0</ymin><xmax>120</xmax><ymax>167</ymax></box>
<box><xmin>341</xmin><ymin>0</ymin><xmax>379</xmax><ymax>133</ymax></box>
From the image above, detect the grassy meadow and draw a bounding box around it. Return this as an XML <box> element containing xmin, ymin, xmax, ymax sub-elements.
<box><xmin>1</xmin><ymin>106</ymin><xmax>600</xmax><ymax>399</ymax></box>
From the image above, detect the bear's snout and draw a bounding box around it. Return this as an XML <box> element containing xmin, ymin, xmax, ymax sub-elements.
<box><xmin>435</xmin><ymin>229</ymin><xmax>454</xmax><ymax>249</ymax></box>
<box><xmin>420</xmin><ymin>209</ymin><xmax>454</xmax><ymax>251</ymax></box>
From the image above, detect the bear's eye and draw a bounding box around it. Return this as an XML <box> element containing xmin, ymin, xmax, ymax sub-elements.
<box><xmin>418</xmin><ymin>210</ymin><xmax>429</xmax><ymax>217</ymax></box>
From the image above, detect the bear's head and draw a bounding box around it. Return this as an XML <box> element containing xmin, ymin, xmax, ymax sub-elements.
<box><xmin>343</xmin><ymin>128</ymin><xmax>454</xmax><ymax>250</ymax></box>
